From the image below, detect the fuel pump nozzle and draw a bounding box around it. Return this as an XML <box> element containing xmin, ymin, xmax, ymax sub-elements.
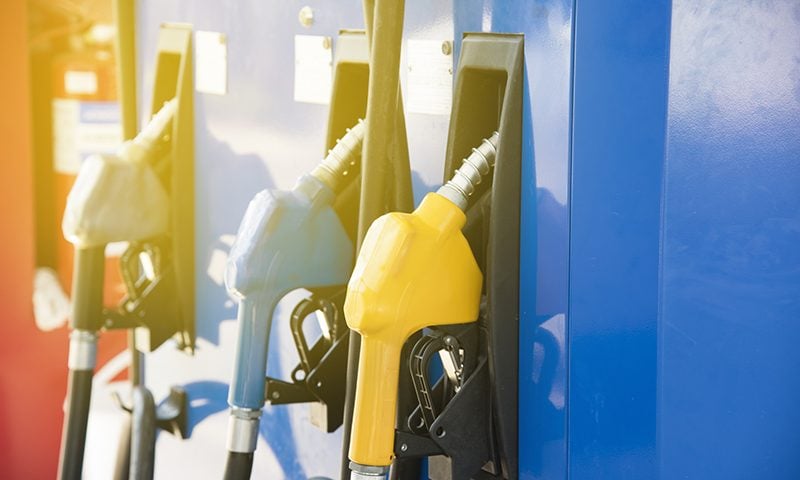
<box><xmin>223</xmin><ymin>121</ymin><xmax>365</xmax><ymax>479</ymax></box>
<box><xmin>344</xmin><ymin>133</ymin><xmax>499</xmax><ymax>479</ymax></box>
<box><xmin>63</xmin><ymin>98</ymin><xmax>175</xmax><ymax>249</ymax></box>
<box><xmin>57</xmin><ymin>99</ymin><xmax>175</xmax><ymax>480</ymax></box>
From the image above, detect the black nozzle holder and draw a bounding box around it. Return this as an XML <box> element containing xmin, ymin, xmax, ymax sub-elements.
<box><xmin>437</xmin><ymin>132</ymin><xmax>499</xmax><ymax>211</ymax></box>
<box><xmin>311</xmin><ymin>119</ymin><xmax>366</xmax><ymax>193</ymax></box>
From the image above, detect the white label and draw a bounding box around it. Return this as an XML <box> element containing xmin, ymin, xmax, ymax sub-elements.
<box><xmin>52</xmin><ymin>99</ymin><xmax>123</xmax><ymax>174</ymax></box>
<box><xmin>196</xmin><ymin>31</ymin><xmax>228</xmax><ymax>95</ymax></box>
<box><xmin>294</xmin><ymin>35</ymin><xmax>333</xmax><ymax>105</ymax></box>
<box><xmin>407</xmin><ymin>39</ymin><xmax>454</xmax><ymax>115</ymax></box>
<box><xmin>53</xmin><ymin>99</ymin><xmax>80</xmax><ymax>173</ymax></box>
<box><xmin>64</xmin><ymin>70</ymin><xmax>98</xmax><ymax>95</ymax></box>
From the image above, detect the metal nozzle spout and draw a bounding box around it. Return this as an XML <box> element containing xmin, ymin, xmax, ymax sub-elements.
<box><xmin>117</xmin><ymin>98</ymin><xmax>178</xmax><ymax>165</ymax></box>
<box><xmin>437</xmin><ymin>131</ymin><xmax>500</xmax><ymax>211</ymax></box>
<box><xmin>350</xmin><ymin>471</ymin><xmax>387</xmax><ymax>480</ymax></box>
<box><xmin>311</xmin><ymin>119</ymin><xmax>366</xmax><ymax>193</ymax></box>
<box><xmin>349</xmin><ymin>462</ymin><xmax>389</xmax><ymax>480</ymax></box>
<box><xmin>137</xmin><ymin>98</ymin><xmax>178</xmax><ymax>146</ymax></box>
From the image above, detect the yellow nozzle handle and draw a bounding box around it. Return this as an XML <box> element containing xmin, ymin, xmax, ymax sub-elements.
<box><xmin>350</xmin><ymin>337</ymin><xmax>402</xmax><ymax>466</ymax></box>
<box><xmin>345</xmin><ymin>193</ymin><xmax>482</xmax><ymax>467</ymax></box>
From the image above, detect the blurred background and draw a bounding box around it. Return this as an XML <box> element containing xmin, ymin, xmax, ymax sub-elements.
<box><xmin>1</xmin><ymin>1</ymin><xmax>131</xmax><ymax>477</ymax></box>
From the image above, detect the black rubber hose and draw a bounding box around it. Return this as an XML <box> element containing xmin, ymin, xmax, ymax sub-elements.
<box><xmin>341</xmin><ymin>1</ymin><xmax>376</xmax><ymax>476</ymax></box>
<box><xmin>110</xmin><ymin>5</ymin><xmax>144</xmax><ymax>475</ymax></box>
<box><xmin>58</xmin><ymin>246</ymin><xmax>105</xmax><ymax>480</ymax></box>
<box><xmin>341</xmin><ymin>1</ymin><xmax>410</xmax><ymax>479</ymax></box>
<box><xmin>357</xmin><ymin>0</ymin><xmax>411</xmax><ymax>230</ymax></box>
<box><xmin>129</xmin><ymin>386</ymin><xmax>156</xmax><ymax>480</ymax></box>
<box><xmin>223</xmin><ymin>452</ymin><xmax>254</xmax><ymax>480</ymax></box>
<box><xmin>58</xmin><ymin>369</ymin><xmax>94</xmax><ymax>480</ymax></box>
<box><xmin>112</xmin><ymin>0</ymin><xmax>138</xmax><ymax>141</ymax></box>
<box><xmin>113</xmin><ymin>0</ymin><xmax>144</xmax><ymax>390</ymax></box>
<box><xmin>113</xmin><ymin>414</ymin><xmax>132</xmax><ymax>480</ymax></box>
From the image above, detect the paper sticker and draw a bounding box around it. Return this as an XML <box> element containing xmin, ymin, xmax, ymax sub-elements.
<box><xmin>52</xmin><ymin>99</ymin><xmax>122</xmax><ymax>174</ymax></box>
<box><xmin>407</xmin><ymin>39</ymin><xmax>454</xmax><ymax>115</ymax></box>
<box><xmin>196</xmin><ymin>31</ymin><xmax>228</xmax><ymax>95</ymax></box>
<box><xmin>294</xmin><ymin>35</ymin><xmax>333</xmax><ymax>105</ymax></box>
<box><xmin>64</xmin><ymin>71</ymin><xmax>98</xmax><ymax>95</ymax></box>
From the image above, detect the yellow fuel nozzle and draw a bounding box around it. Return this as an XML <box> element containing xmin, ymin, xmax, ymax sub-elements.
<box><xmin>345</xmin><ymin>133</ymin><xmax>498</xmax><ymax>472</ymax></box>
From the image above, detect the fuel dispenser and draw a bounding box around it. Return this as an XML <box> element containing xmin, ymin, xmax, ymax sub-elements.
<box><xmin>222</xmin><ymin>31</ymin><xmax>376</xmax><ymax>479</ymax></box>
<box><xmin>345</xmin><ymin>33</ymin><xmax>523</xmax><ymax>480</ymax></box>
<box><xmin>57</xmin><ymin>24</ymin><xmax>195</xmax><ymax>480</ymax></box>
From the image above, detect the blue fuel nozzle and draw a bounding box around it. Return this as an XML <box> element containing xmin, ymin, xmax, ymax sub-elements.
<box><xmin>224</xmin><ymin>120</ymin><xmax>365</xmax><ymax>419</ymax></box>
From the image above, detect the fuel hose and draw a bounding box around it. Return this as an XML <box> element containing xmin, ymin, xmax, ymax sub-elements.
<box><xmin>341</xmin><ymin>0</ymin><xmax>412</xmax><ymax>478</ymax></box>
<box><xmin>57</xmin><ymin>246</ymin><xmax>105</xmax><ymax>480</ymax></box>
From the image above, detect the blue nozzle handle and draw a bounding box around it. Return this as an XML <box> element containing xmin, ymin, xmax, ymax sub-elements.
<box><xmin>228</xmin><ymin>293</ymin><xmax>281</xmax><ymax>409</ymax></box>
<box><xmin>226</xmin><ymin>175</ymin><xmax>354</xmax><ymax>409</ymax></box>
<box><xmin>226</xmin><ymin>119</ymin><xmax>363</xmax><ymax>412</ymax></box>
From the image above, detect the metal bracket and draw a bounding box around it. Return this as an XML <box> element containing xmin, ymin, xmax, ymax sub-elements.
<box><xmin>264</xmin><ymin>288</ymin><xmax>350</xmax><ymax>432</ymax></box>
<box><xmin>408</xmin><ymin>332</ymin><xmax>464</xmax><ymax>432</ymax></box>
<box><xmin>395</xmin><ymin>354</ymin><xmax>499</xmax><ymax>479</ymax></box>
<box><xmin>394</xmin><ymin>321</ymin><xmax>497</xmax><ymax>478</ymax></box>
<box><xmin>103</xmin><ymin>239</ymin><xmax>189</xmax><ymax>352</ymax></box>
<box><xmin>112</xmin><ymin>385</ymin><xmax>189</xmax><ymax>439</ymax></box>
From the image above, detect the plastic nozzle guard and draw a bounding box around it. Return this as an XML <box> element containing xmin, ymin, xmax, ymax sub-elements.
<box><xmin>224</xmin><ymin>120</ymin><xmax>365</xmax><ymax>413</ymax></box>
<box><xmin>343</xmin><ymin>192</ymin><xmax>483</xmax><ymax>467</ymax></box>
<box><xmin>62</xmin><ymin>100</ymin><xmax>177</xmax><ymax>248</ymax></box>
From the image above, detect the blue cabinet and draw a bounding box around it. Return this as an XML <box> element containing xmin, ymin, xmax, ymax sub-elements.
<box><xmin>129</xmin><ymin>1</ymin><xmax>800</xmax><ymax>478</ymax></box>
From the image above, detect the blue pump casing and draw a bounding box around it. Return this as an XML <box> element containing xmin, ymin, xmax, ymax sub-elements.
<box><xmin>119</xmin><ymin>2</ymin><xmax>800</xmax><ymax>478</ymax></box>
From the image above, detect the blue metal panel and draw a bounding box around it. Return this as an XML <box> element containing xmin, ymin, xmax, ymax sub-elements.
<box><xmin>660</xmin><ymin>1</ymin><xmax>800</xmax><ymax>478</ymax></box>
<box><xmin>569</xmin><ymin>2</ymin><xmax>800</xmax><ymax>479</ymax></box>
<box><xmin>116</xmin><ymin>2</ymin><xmax>800</xmax><ymax>479</ymax></box>
<box><xmin>568</xmin><ymin>0</ymin><xmax>671</xmax><ymax>478</ymax></box>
